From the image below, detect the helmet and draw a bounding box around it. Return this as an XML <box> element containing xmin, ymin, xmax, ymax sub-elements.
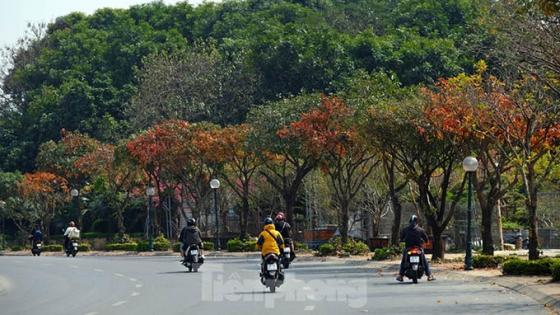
<box><xmin>275</xmin><ymin>212</ymin><xmax>285</xmax><ymax>221</ymax></box>
<box><xmin>409</xmin><ymin>215</ymin><xmax>418</xmax><ymax>226</ymax></box>
<box><xmin>187</xmin><ymin>218</ymin><xmax>196</xmax><ymax>226</ymax></box>
<box><xmin>263</xmin><ymin>217</ymin><xmax>273</xmax><ymax>225</ymax></box>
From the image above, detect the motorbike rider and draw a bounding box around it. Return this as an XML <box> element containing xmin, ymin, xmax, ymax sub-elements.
<box><xmin>178</xmin><ymin>218</ymin><xmax>203</xmax><ymax>262</ymax></box>
<box><xmin>28</xmin><ymin>224</ymin><xmax>43</xmax><ymax>247</ymax></box>
<box><xmin>396</xmin><ymin>215</ymin><xmax>435</xmax><ymax>282</ymax></box>
<box><xmin>63</xmin><ymin>221</ymin><xmax>80</xmax><ymax>250</ymax></box>
<box><xmin>257</xmin><ymin>217</ymin><xmax>285</xmax><ymax>279</ymax></box>
<box><xmin>274</xmin><ymin>212</ymin><xmax>295</xmax><ymax>261</ymax></box>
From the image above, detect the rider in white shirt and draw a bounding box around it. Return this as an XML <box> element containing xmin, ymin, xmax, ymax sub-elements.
<box><xmin>63</xmin><ymin>221</ymin><xmax>79</xmax><ymax>249</ymax></box>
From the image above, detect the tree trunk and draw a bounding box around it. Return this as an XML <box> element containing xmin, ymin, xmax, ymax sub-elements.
<box><xmin>431</xmin><ymin>228</ymin><xmax>444</xmax><ymax>261</ymax></box>
<box><xmin>390</xmin><ymin>195</ymin><xmax>402</xmax><ymax>246</ymax></box>
<box><xmin>240</xmin><ymin>194</ymin><xmax>249</xmax><ymax>240</ymax></box>
<box><xmin>527</xmin><ymin>199</ymin><xmax>540</xmax><ymax>260</ymax></box>
<box><xmin>340</xmin><ymin>201</ymin><xmax>350</xmax><ymax>244</ymax></box>
<box><xmin>285</xmin><ymin>193</ymin><xmax>296</xmax><ymax>226</ymax></box>
<box><xmin>481</xmin><ymin>203</ymin><xmax>494</xmax><ymax>256</ymax></box>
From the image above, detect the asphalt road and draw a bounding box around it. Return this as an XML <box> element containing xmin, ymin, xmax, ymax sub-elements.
<box><xmin>0</xmin><ymin>255</ymin><xmax>549</xmax><ymax>315</ymax></box>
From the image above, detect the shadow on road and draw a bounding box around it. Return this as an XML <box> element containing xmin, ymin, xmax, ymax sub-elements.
<box><xmin>157</xmin><ymin>271</ymin><xmax>191</xmax><ymax>274</ymax></box>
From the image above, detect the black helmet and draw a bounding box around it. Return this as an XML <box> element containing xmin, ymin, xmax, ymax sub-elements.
<box><xmin>263</xmin><ymin>217</ymin><xmax>273</xmax><ymax>225</ymax></box>
<box><xmin>187</xmin><ymin>218</ymin><xmax>196</xmax><ymax>226</ymax></box>
<box><xmin>409</xmin><ymin>215</ymin><xmax>418</xmax><ymax>226</ymax></box>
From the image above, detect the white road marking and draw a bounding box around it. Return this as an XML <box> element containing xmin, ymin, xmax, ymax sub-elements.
<box><xmin>304</xmin><ymin>305</ymin><xmax>315</xmax><ymax>311</ymax></box>
<box><xmin>41</xmin><ymin>263</ymin><xmax>53</xmax><ymax>266</ymax></box>
<box><xmin>129</xmin><ymin>278</ymin><xmax>137</xmax><ymax>282</ymax></box>
<box><xmin>113</xmin><ymin>273</ymin><xmax>125</xmax><ymax>277</ymax></box>
<box><xmin>303</xmin><ymin>286</ymin><xmax>311</xmax><ymax>291</ymax></box>
<box><xmin>135</xmin><ymin>284</ymin><xmax>143</xmax><ymax>288</ymax></box>
<box><xmin>94</xmin><ymin>269</ymin><xmax>104</xmax><ymax>272</ymax></box>
<box><xmin>131</xmin><ymin>292</ymin><xmax>140</xmax><ymax>297</ymax></box>
<box><xmin>84</xmin><ymin>312</ymin><xmax>98</xmax><ymax>315</ymax></box>
<box><xmin>112</xmin><ymin>301</ymin><xmax>127</xmax><ymax>307</ymax></box>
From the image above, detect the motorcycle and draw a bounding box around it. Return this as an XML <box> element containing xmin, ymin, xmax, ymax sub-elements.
<box><xmin>403</xmin><ymin>246</ymin><xmax>424</xmax><ymax>284</ymax></box>
<box><xmin>31</xmin><ymin>240</ymin><xmax>42</xmax><ymax>256</ymax></box>
<box><xmin>182</xmin><ymin>244</ymin><xmax>204</xmax><ymax>272</ymax></box>
<box><xmin>261</xmin><ymin>253</ymin><xmax>284</xmax><ymax>293</ymax></box>
<box><xmin>281</xmin><ymin>238</ymin><xmax>292</xmax><ymax>269</ymax></box>
<box><xmin>65</xmin><ymin>239</ymin><xmax>79</xmax><ymax>257</ymax></box>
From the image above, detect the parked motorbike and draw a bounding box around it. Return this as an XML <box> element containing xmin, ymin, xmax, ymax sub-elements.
<box><xmin>65</xmin><ymin>240</ymin><xmax>79</xmax><ymax>257</ymax></box>
<box><xmin>403</xmin><ymin>246</ymin><xmax>424</xmax><ymax>284</ymax></box>
<box><xmin>261</xmin><ymin>253</ymin><xmax>284</xmax><ymax>293</ymax></box>
<box><xmin>31</xmin><ymin>240</ymin><xmax>42</xmax><ymax>256</ymax></box>
<box><xmin>182</xmin><ymin>244</ymin><xmax>204</xmax><ymax>272</ymax></box>
<box><xmin>281</xmin><ymin>238</ymin><xmax>292</xmax><ymax>269</ymax></box>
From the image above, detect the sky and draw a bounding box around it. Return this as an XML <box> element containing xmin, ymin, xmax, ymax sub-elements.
<box><xmin>0</xmin><ymin>0</ymin><xmax>208</xmax><ymax>48</ymax></box>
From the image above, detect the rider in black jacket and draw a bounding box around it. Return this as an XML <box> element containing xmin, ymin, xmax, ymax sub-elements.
<box><xmin>396</xmin><ymin>215</ymin><xmax>435</xmax><ymax>281</ymax></box>
<box><xmin>179</xmin><ymin>218</ymin><xmax>203</xmax><ymax>262</ymax></box>
<box><xmin>274</xmin><ymin>212</ymin><xmax>295</xmax><ymax>261</ymax></box>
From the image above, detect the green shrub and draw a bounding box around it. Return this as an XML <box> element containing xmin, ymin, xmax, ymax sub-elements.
<box><xmin>242</xmin><ymin>239</ymin><xmax>257</xmax><ymax>252</ymax></box>
<box><xmin>502</xmin><ymin>258</ymin><xmax>559</xmax><ymax>276</ymax></box>
<box><xmin>473</xmin><ymin>255</ymin><xmax>511</xmax><ymax>268</ymax></box>
<box><xmin>227</xmin><ymin>238</ymin><xmax>244</xmax><ymax>252</ymax></box>
<box><xmin>136</xmin><ymin>241</ymin><xmax>149</xmax><ymax>252</ymax></box>
<box><xmin>9</xmin><ymin>245</ymin><xmax>25</xmax><ymax>251</ymax></box>
<box><xmin>203</xmin><ymin>241</ymin><xmax>214</xmax><ymax>251</ymax></box>
<box><xmin>42</xmin><ymin>244</ymin><xmax>63</xmax><ymax>252</ymax></box>
<box><xmin>342</xmin><ymin>240</ymin><xmax>370</xmax><ymax>255</ymax></box>
<box><xmin>295</xmin><ymin>241</ymin><xmax>309</xmax><ymax>252</ymax></box>
<box><xmin>372</xmin><ymin>246</ymin><xmax>401</xmax><ymax>261</ymax></box>
<box><xmin>318</xmin><ymin>243</ymin><xmax>336</xmax><ymax>256</ymax></box>
<box><xmin>153</xmin><ymin>235</ymin><xmax>171</xmax><ymax>251</ymax></box>
<box><xmin>173</xmin><ymin>242</ymin><xmax>181</xmax><ymax>252</ymax></box>
<box><xmin>106</xmin><ymin>243</ymin><xmax>138</xmax><ymax>251</ymax></box>
<box><xmin>552</xmin><ymin>261</ymin><xmax>560</xmax><ymax>282</ymax></box>
<box><xmin>78</xmin><ymin>244</ymin><xmax>91</xmax><ymax>252</ymax></box>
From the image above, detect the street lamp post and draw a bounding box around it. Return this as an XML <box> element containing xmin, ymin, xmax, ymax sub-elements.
<box><xmin>71</xmin><ymin>189</ymin><xmax>79</xmax><ymax>227</ymax></box>
<box><xmin>146</xmin><ymin>186</ymin><xmax>156</xmax><ymax>251</ymax></box>
<box><xmin>210</xmin><ymin>179</ymin><xmax>221</xmax><ymax>251</ymax></box>
<box><xmin>463</xmin><ymin>156</ymin><xmax>479</xmax><ymax>271</ymax></box>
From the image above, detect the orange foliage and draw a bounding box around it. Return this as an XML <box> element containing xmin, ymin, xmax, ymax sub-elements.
<box><xmin>278</xmin><ymin>96</ymin><xmax>357</xmax><ymax>158</ymax></box>
<box><xmin>19</xmin><ymin>172</ymin><xmax>69</xmax><ymax>197</ymax></box>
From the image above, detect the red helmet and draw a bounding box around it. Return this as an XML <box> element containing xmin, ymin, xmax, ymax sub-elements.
<box><xmin>275</xmin><ymin>212</ymin><xmax>285</xmax><ymax>221</ymax></box>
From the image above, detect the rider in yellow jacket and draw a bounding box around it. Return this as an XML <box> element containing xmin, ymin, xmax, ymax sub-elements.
<box><xmin>257</xmin><ymin>217</ymin><xmax>284</xmax><ymax>257</ymax></box>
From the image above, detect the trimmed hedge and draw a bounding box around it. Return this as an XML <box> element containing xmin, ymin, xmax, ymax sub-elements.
<box><xmin>226</xmin><ymin>239</ymin><xmax>243</xmax><ymax>252</ymax></box>
<box><xmin>106</xmin><ymin>243</ymin><xmax>138</xmax><ymax>251</ymax></box>
<box><xmin>318</xmin><ymin>243</ymin><xmax>336</xmax><ymax>256</ymax></box>
<box><xmin>43</xmin><ymin>244</ymin><xmax>63</xmax><ymax>252</ymax></box>
<box><xmin>552</xmin><ymin>261</ymin><xmax>560</xmax><ymax>282</ymax></box>
<box><xmin>372</xmin><ymin>246</ymin><xmax>402</xmax><ymax>261</ymax></box>
<box><xmin>226</xmin><ymin>238</ymin><xmax>257</xmax><ymax>252</ymax></box>
<box><xmin>342</xmin><ymin>241</ymin><xmax>370</xmax><ymax>255</ymax></box>
<box><xmin>153</xmin><ymin>235</ymin><xmax>171</xmax><ymax>251</ymax></box>
<box><xmin>473</xmin><ymin>255</ymin><xmax>512</xmax><ymax>268</ymax></box>
<box><xmin>78</xmin><ymin>244</ymin><xmax>90</xmax><ymax>252</ymax></box>
<box><xmin>502</xmin><ymin>258</ymin><xmax>558</xmax><ymax>276</ymax></box>
<box><xmin>295</xmin><ymin>241</ymin><xmax>309</xmax><ymax>252</ymax></box>
<box><xmin>203</xmin><ymin>241</ymin><xmax>214</xmax><ymax>251</ymax></box>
